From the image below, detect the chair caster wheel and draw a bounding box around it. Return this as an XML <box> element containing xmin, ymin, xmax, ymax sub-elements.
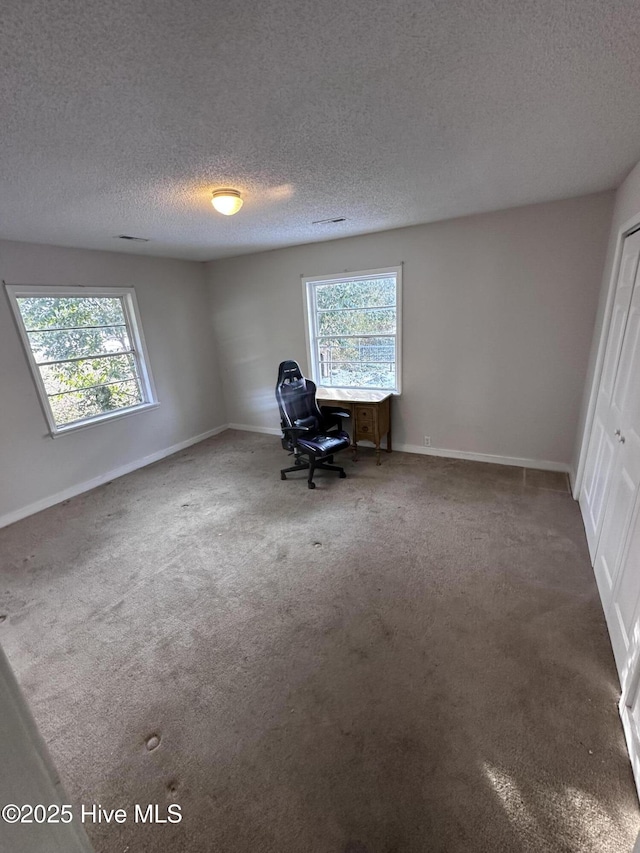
<box><xmin>339</xmin><ymin>471</ymin><xmax>347</xmax><ymax>478</ymax></box>
<box><xmin>308</xmin><ymin>482</ymin><xmax>316</xmax><ymax>489</ymax></box>
<box><xmin>281</xmin><ymin>473</ymin><xmax>286</xmax><ymax>480</ymax></box>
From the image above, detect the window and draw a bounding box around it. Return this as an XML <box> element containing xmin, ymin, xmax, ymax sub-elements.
<box><xmin>6</xmin><ymin>286</ymin><xmax>157</xmax><ymax>435</ymax></box>
<box><xmin>303</xmin><ymin>266</ymin><xmax>402</xmax><ymax>392</ymax></box>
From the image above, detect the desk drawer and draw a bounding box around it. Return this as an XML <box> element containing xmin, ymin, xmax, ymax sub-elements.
<box><xmin>354</xmin><ymin>405</ymin><xmax>377</xmax><ymax>436</ymax></box>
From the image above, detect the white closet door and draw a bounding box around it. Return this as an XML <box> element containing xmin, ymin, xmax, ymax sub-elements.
<box><xmin>610</xmin><ymin>493</ymin><xmax>640</xmax><ymax>675</ymax></box>
<box><xmin>580</xmin><ymin>229</ymin><xmax>640</xmax><ymax>559</ymax></box>
<box><xmin>620</xmin><ymin>611</ymin><xmax>640</xmax><ymax>797</ymax></box>
<box><xmin>595</xmin><ymin>260</ymin><xmax>640</xmax><ymax>670</ymax></box>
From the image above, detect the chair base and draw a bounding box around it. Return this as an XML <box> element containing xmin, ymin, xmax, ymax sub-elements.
<box><xmin>280</xmin><ymin>457</ymin><xmax>347</xmax><ymax>489</ymax></box>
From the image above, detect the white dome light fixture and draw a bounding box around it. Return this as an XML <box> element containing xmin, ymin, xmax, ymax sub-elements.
<box><xmin>211</xmin><ymin>189</ymin><xmax>243</xmax><ymax>216</ymax></box>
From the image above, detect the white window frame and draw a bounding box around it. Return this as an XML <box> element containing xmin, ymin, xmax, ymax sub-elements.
<box><xmin>302</xmin><ymin>265</ymin><xmax>402</xmax><ymax>393</ymax></box>
<box><xmin>5</xmin><ymin>285</ymin><xmax>158</xmax><ymax>437</ymax></box>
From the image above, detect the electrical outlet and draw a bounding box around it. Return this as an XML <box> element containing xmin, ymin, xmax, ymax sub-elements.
<box><xmin>424</xmin><ymin>435</ymin><xmax>431</xmax><ymax>447</ymax></box>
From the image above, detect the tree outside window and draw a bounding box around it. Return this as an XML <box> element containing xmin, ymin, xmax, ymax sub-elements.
<box><xmin>6</xmin><ymin>286</ymin><xmax>157</xmax><ymax>434</ymax></box>
<box><xmin>304</xmin><ymin>267</ymin><xmax>401</xmax><ymax>392</ymax></box>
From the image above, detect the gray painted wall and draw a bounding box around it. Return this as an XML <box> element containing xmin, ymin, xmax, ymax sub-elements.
<box><xmin>0</xmin><ymin>240</ymin><xmax>225</xmax><ymax>523</ymax></box>
<box><xmin>573</xmin><ymin>159</ymin><xmax>640</xmax><ymax>483</ymax></box>
<box><xmin>206</xmin><ymin>192</ymin><xmax>613</xmax><ymax>468</ymax></box>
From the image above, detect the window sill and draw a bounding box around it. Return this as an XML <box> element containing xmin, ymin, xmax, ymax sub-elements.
<box><xmin>316</xmin><ymin>388</ymin><xmax>400</xmax><ymax>406</ymax></box>
<box><xmin>317</xmin><ymin>386</ymin><xmax>401</xmax><ymax>395</ymax></box>
<box><xmin>49</xmin><ymin>401</ymin><xmax>160</xmax><ymax>438</ymax></box>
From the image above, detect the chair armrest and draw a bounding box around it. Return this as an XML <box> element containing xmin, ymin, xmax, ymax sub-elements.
<box><xmin>281</xmin><ymin>425</ymin><xmax>311</xmax><ymax>436</ymax></box>
<box><xmin>320</xmin><ymin>406</ymin><xmax>350</xmax><ymax>432</ymax></box>
<box><xmin>320</xmin><ymin>406</ymin><xmax>349</xmax><ymax>418</ymax></box>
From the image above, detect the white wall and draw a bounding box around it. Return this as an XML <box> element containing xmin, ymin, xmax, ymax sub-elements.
<box><xmin>0</xmin><ymin>240</ymin><xmax>226</xmax><ymax>525</ymax></box>
<box><xmin>573</xmin><ymin>159</ymin><xmax>640</xmax><ymax>484</ymax></box>
<box><xmin>206</xmin><ymin>192</ymin><xmax>613</xmax><ymax>469</ymax></box>
<box><xmin>0</xmin><ymin>643</ymin><xmax>94</xmax><ymax>852</ymax></box>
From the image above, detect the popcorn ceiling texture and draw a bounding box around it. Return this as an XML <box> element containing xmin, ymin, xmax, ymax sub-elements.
<box><xmin>0</xmin><ymin>431</ymin><xmax>638</xmax><ymax>852</ymax></box>
<box><xmin>1</xmin><ymin>0</ymin><xmax>640</xmax><ymax>260</ymax></box>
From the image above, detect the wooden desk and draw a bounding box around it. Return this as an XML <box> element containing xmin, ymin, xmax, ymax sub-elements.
<box><xmin>316</xmin><ymin>388</ymin><xmax>393</xmax><ymax>465</ymax></box>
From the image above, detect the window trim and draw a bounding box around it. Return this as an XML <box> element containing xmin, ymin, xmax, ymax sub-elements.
<box><xmin>5</xmin><ymin>284</ymin><xmax>158</xmax><ymax>437</ymax></box>
<box><xmin>302</xmin><ymin>265</ymin><xmax>402</xmax><ymax>394</ymax></box>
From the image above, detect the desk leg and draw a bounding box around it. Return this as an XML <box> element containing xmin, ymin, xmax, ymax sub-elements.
<box><xmin>376</xmin><ymin>441</ymin><xmax>381</xmax><ymax>465</ymax></box>
<box><xmin>387</xmin><ymin>421</ymin><xmax>392</xmax><ymax>453</ymax></box>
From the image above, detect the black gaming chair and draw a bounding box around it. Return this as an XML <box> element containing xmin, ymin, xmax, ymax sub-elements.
<box><xmin>275</xmin><ymin>360</ymin><xmax>351</xmax><ymax>489</ymax></box>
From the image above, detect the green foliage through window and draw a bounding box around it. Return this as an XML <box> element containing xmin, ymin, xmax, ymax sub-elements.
<box><xmin>307</xmin><ymin>273</ymin><xmax>399</xmax><ymax>390</ymax></box>
<box><xmin>15</xmin><ymin>295</ymin><xmax>145</xmax><ymax>427</ymax></box>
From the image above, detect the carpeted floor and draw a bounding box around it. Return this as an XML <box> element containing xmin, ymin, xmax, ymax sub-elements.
<box><xmin>0</xmin><ymin>430</ymin><xmax>638</xmax><ymax>852</ymax></box>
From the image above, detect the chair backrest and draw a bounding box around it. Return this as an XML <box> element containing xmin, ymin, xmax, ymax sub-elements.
<box><xmin>275</xmin><ymin>360</ymin><xmax>322</xmax><ymax>433</ymax></box>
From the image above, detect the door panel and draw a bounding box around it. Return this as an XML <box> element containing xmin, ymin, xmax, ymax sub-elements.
<box><xmin>615</xmin><ymin>504</ymin><xmax>640</xmax><ymax>647</ymax></box>
<box><xmin>580</xmin><ymin>230</ymin><xmax>640</xmax><ymax>556</ymax></box>
<box><xmin>594</xmin><ymin>461</ymin><xmax>637</xmax><ymax>601</ymax></box>
<box><xmin>594</xmin><ymin>234</ymin><xmax>640</xmax><ymax>674</ymax></box>
<box><xmin>582</xmin><ymin>422</ymin><xmax>615</xmax><ymax>557</ymax></box>
<box><xmin>612</xmin><ymin>303</ymin><xmax>640</xmax><ymax>420</ymax></box>
<box><xmin>601</xmin><ymin>301</ymin><xmax>631</xmax><ymax>399</ymax></box>
<box><xmin>621</xmin><ymin>640</ymin><xmax>640</xmax><ymax>797</ymax></box>
<box><xmin>583</xmin><ymin>229</ymin><xmax>640</xmax><ymax>802</ymax></box>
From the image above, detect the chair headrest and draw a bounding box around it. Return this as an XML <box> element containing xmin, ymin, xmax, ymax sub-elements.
<box><xmin>277</xmin><ymin>360</ymin><xmax>304</xmax><ymax>385</ymax></box>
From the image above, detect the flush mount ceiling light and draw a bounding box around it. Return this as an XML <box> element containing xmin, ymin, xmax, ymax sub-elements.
<box><xmin>211</xmin><ymin>189</ymin><xmax>243</xmax><ymax>216</ymax></box>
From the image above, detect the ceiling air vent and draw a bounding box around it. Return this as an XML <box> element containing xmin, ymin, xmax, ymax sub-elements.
<box><xmin>115</xmin><ymin>235</ymin><xmax>150</xmax><ymax>242</ymax></box>
<box><xmin>312</xmin><ymin>217</ymin><xmax>348</xmax><ymax>225</ymax></box>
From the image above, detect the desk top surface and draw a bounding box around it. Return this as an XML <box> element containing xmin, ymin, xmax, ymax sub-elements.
<box><xmin>316</xmin><ymin>388</ymin><xmax>393</xmax><ymax>404</ymax></box>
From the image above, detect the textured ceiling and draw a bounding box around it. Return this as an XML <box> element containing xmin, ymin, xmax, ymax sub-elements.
<box><xmin>1</xmin><ymin>0</ymin><xmax>640</xmax><ymax>261</ymax></box>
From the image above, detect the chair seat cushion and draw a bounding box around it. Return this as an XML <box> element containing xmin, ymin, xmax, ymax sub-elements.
<box><xmin>297</xmin><ymin>431</ymin><xmax>350</xmax><ymax>456</ymax></box>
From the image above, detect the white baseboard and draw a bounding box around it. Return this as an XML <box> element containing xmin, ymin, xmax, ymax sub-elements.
<box><xmin>2</xmin><ymin>425</ymin><xmax>570</xmax><ymax>529</ymax></box>
<box><xmin>228</xmin><ymin>423</ymin><xmax>282</xmax><ymax>436</ymax></box>
<box><xmin>0</xmin><ymin>424</ymin><xmax>228</xmax><ymax>530</ymax></box>
<box><xmin>395</xmin><ymin>442</ymin><xmax>570</xmax><ymax>473</ymax></box>
<box><xmin>226</xmin><ymin>425</ymin><xmax>570</xmax><ymax>473</ymax></box>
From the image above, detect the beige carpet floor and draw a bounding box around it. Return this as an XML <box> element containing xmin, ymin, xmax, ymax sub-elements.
<box><xmin>0</xmin><ymin>430</ymin><xmax>639</xmax><ymax>852</ymax></box>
